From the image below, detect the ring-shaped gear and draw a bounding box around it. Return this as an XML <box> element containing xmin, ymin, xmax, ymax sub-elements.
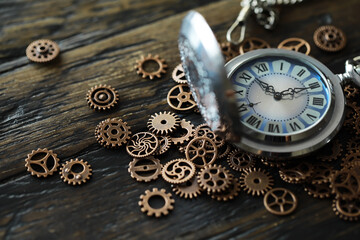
<box><xmin>317</xmin><ymin>139</ymin><xmax>343</xmax><ymax>162</ymax></box>
<box><xmin>86</xmin><ymin>84</ymin><xmax>119</xmax><ymax>111</ymax></box>
<box><xmin>25</xmin><ymin>148</ymin><xmax>60</xmax><ymax>177</ymax></box>
<box><xmin>279</xmin><ymin>161</ymin><xmax>313</xmax><ymax>184</ymax></box>
<box><xmin>313</xmin><ymin>25</ymin><xmax>346</xmax><ymax>52</ymax></box>
<box><xmin>128</xmin><ymin>156</ymin><xmax>162</xmax><ymax>182</ymax></box>
<box><xmin>135</xmin><ymin>54</ymin><xmax>167</xmax><ymax>80</ymax></box>
<box><xmin>240</xmin><ymin>168</ymin><xmax>274</xmax><ymax>196</ymax></box>
<box><xmin>172</xmin><ymin>64</ymin><xmax>188</xmax><ymax>84</ymax></box>
<box><xmin>60</xmin><ymin>159</ymin><xmax>92</xmax><ymax>185</ymax></box>
<box><xmin>277</xmin><ymin>37</ymin><xmax>311</xmax><ymax>55</ymax></box>
<box><xmin>138</xmin><ymin>188</ymin><xmax>174</xmax><ymax>218</ymax></box>
<box><xmin>304</xmin><ymin>183</ymin><xmax>332</xmax><ymax>199</ymax></box>
<box><xmin>263</xmin><ymin>188</ymin><xmax>297</xmax><ymax>216</ymax></box>
<box><xmin>309</xmin><ymin>163</ymin><xmax>334</xmax><ymax>184</ymax></box>
<box><xmin>95</xmin><ymin>118</ymin><xmax>131</xmax><ymax>148</ymax></box>
<box><xmin>332</xmin><ymin>198</ymin><xmax>360</xmax><ymax>221</ymax></box>
<box><xmin>341</xmin><ymin>150</ymin><xmax>360</xmax><ymax>169</ymax></box>
<box><xmin>194</xmin><ymin>124</ymin><xmax>225</xmax><ymax>148</ymax></box>
<box><xmin>171</xmin><ymin>119</ymin><xmax>194</xmax><ymax>145</ymax></box>
<box><xmin>211</xmin><ymin>177</ymin><xmax>241</xmax><ymax>201</ymax></box>
<box><xmin>126</xmin><ymin>132</ymin><xmax>159</xmax><ymax>158</ymax></box>
<box><xmin>329</xmin><ymin>169</ymin><xmax>360</xmax><ymax>200</ymax></box>
<box><xmin>197</xmin><ymin>164</ymin><xmax>232</xmax><ymax>193</ymax></box>
<box><xmin>167</xmin><ymin>84</ymin><xmax>197</xmax><ymax>111</ymax></box>
<box><xmin>227</xmin><ymin>149</ymin><xmax>255</xmax><ymax>172</ymax></box>
<box><xmin>217</xmin><ymin>144</ymin><xmax>232</xmax><ymax>159</ymax></box>
<box><xmin>172</xmin><ymin>177</ymin><xmax>202</xmax><ymax>199</ymax></box>
<box><xmin>26</xmin><ymin>39</ymin><xmax>60</xmax><ymax>63</ymax></box>
<box><xmin>220</xmin><ymin>42</ymin><xmax>239</xmax><ymax>62</ymax></box>
<box><xmin>154</xmin><ymin>136</ymin><xmax>172</xmax><ymax>155</ymax></box>
<box><xmin>147</xmin><ymin>111</ymin><xmax>180</xmax><ymax>135</ymax></box>
<box><xmin>161</xmin><ymin>159</ymin><xmax>196</xmax><ymax>184</ymax></box>
<box><xmin>239</xmin><ymin>37</ymin><xmax>270</xmax><ymax>54</ymax></box>
<box><xmin>185</xmin><ymin>136</ymin><xmax>218</xmax><ymax>168</ymax></box>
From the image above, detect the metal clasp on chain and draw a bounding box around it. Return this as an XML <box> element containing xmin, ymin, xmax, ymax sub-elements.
<box><xmin>226</xmin><ymin>4</ymin><xmax>251</xmax><ymax>45</ymax></box>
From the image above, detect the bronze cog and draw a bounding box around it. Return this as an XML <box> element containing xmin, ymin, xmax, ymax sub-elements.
<box><xmin>239</xmin><ymin>37</ymin><xmax>270</xmax><ymax>54</ymax></box>
<box><xmin>60</xmin><ymin>159</ymin><xmax>92</xmax><ymax>185</ymax></box>
<box><xmin>304</xmin><ymin>183</ymin><xmax>332</xmax><ymax>199</ymax></box>
<box><xmin>332</xmin><ymin>198</ymin><xmax>360</xmax><ymax>221</ymax></box>
<box><xmin>239</xmin><ymin>168</ymin><xmax>274</xmax><ymax>196</ymax></box>
<box><xmin>309</xmin><ymin>163</ymin><xmax>334</xmax><ymax>185</ymax></box>
<box><xmin>211</xmin><ymin>177</ymin><xmax>241</xmax><ymax>201</ymax></box>
<box><xmin>172</xmin><ymin>64</ymin><xmax>188</xmax><ymax>84</ymax></box>
<box><xmin>126</xmin><ymin>132</ymin><xmax>159</xmax><ymax>158</ymax></box>
<box><xmin>95</xmin><ymin>118</ymin><xmax>131</xmax><ymax>148</ymax></box>
<box><xmin>263</xmin><ymin>188</ymin><xmax>297</xmax><ymax>216</ymax></box>
<box><xmin>154</xmin><ymin>136</ymin><xmax>172</xmax><ymax>155</ymax></box>
<box><xmin>279</xmin><ymin>161</ymin><xmax>313</xmax><ymax>184</ymax></box>
<box><xmin>329</xmin><ymin>169</ymin><xmax>360</xmax><ymax>200</ymax></box>
<box><xmin>171</xmin><ymin>119</ymin><xmax>195</xmax><ymax>145</ymax></box>
<box><xmin>227</xmin><ymin>149</ymin><xmax>255</xmax><ymax>172</ymax></box>
<box><xmin>194</xmin><ymin>124</ymin><xmax>225</xmax><ymax>148</ymax></box>
<box><xmin>86</xmin><ymin>84</ymin><xmax>119</xmax><ymax>111</ymax></box>
<box><xmin>25</xmin><ymin>148</ymin><xmax>60</xmax><ymax>177</ymax></box>
<box><xmin>344</xmin><ymin>84</ymin><xmax>359</xmax><ymax>99</ymax></box>
<box><xmin>26</xmin><ymin>39</ymin><xmax>60</xmax><ymax>63</ymax></box>
<box><xmin>128</xmin><ymin>156</ymin><xmax>162</xmax><ymax>182</ymax></box>
<box><xmin>317</xmin><ymin>138</ymin><xmax>343</xmax><ymax>162</ymax></box>
<box><xmin>313</xmin><ymin>25</ymin><xmax>346</xmax><ymax>52</ymax></box>
<box><xmin>278</xmin><ymin>37</ymin><xmax>311</xmax><ymax>55</ymax></box>
<box><xmin>197</xmin><ymin>164</ymin><xmax>232</xmax><ymax>193</ymax></box>
<box><xmin>135</xmin><ymin>54</ymin><xmax>167</xmax><ymax>80</ymax></box>
<box><xmin>147</xmin><ymin>111</ymin><xmax>180</xmax><ymax>135</ymax></box>
<box><xmin>161</xmin><ymin>159</ymin><xmax>196</xmax><ymax>184</ymax></box>
<box><xmin>172</xmin><ymin>177</ymin><xmax>202</xmax><ymax>199</ymax></box>
<box><xmin>217</xmin><ymin>144</ymin><xmax>232</xmax><ymax>159</ymax></box>
<box><xmin>220</xmin><ymin>42</ymin><xmax>239</xmax><ymax>62</ymax></box>
<box><xmin>139</xmin><ymin>188</ymin><xmax>174</xmax><ymax>217</ymax></box>
<box><xmin>167</xmin><ymin>84</ymin><xmax>197</xmax><ymax>111</ymax></box>
<box><xmin>185</xmin><ymin>136</ymin><xmax>218</xmax><ymax>168</ymax></box>
<box><xmin>346</xmin><ymin>137</ymin><xmax>360</xmax><ymax>153</ymax></box>
<box><xmin>341</xmin><ymin>150</ymin><xmax>360</xmax><ymax>169</ymax></box>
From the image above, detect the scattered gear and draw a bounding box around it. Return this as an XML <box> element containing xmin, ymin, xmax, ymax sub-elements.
<box><xmin>263</xmin><ymin>188</ymin><xmax>297</xmax><ymax>216</ymax></box>
<box><xmin>313</xmin><ymin>25</ymin><xmax>346</xmax><ymax>52</ymax></box>
<box><xmin>25</xmin><ymin>148</ymin><xmax>60</xmax><ymax>177</ymax></box>
<box><xmin>354</xmin><ymin>117</ymin><xmax>360</xmax><ymax>136</ymax></box>
<box><xmin>172</xmin><ymin>64</ymin><xmax>188</xmax><ymax>84</ymax></box>
<box><xmin>167</xmin><ymin>84</ymin><xmax>197</xmax><ymax>111</ymax></box>
<box><xmin>239</xmin><ymin>168</ymin><xmax>274</xmax><ymax>196</ymax></box>
<box><xmin>60</xmin><ymin>159</ymin><xmax>92</xmax><ymax>185</ymax></box>
<box><xmin>95</xmin><ymin>118</ymin><xmax>131</xmax><ymax>148</ymax></box>
<box><xmin>172</xmin><ymin>177</ymin><xmax>202</xmax><ymax>199</ymax></box>
<box><xmin>217</xmin><ymin>144</ymin><xmax>231</xmax><ymax>159</ymax></box>
<box><xmin>126</xmin><ymin>132</ymin><xmax>159</xmax><ymax>158</ymax></box>
<box><xmin>26</xmin><ymin>39</ymin><xmax>60</xmax><ymax>63</ymax></box>
<box><xmin>304</xmin><ymin>183</ymin><xmax>332</xmax><ymax>199</ymax></box>
<box><xmin>211</xmin><ymin>177</ymin><xmax>241</xmax><ymax>201</ymax></box>
<box><xmin>147</xmin><ymin>111</ymin><xmax>180</xmax><ymax>135</ymax></box>
<box><xmin>161</xmin><ymin>159</ymin><xmax>196</xmax><ymax>184</ymax></box>
<box><xmin>194</xmin><ymin>124</ymin><xmax>225</xmax><ymax>148</ymax></box>
<box><xmin>341</xmin><ymin>150</ymin><xmax>360</xmax><ymax>169</ymax></box>
<box><xmin>154</xmin><ymin>136</ymin><xmax>172</xmax><ymax>155</ymax></box>
<box><xmin>227</xmin><ymin>149</ymin><xmax>255</xmax><ymax>172</ymax></box>
<box><xmin>260</xmin><ymin>157</ymin><xmax>287</xmax><ymax>168</ymax></box>
<box><xmin>220</xmin><ymin>42</ymin><xmax>239</xmax><ymax>62</ymax></box>
<box><xmin>344</xmin><ymin>84</ymin><xmax>359</xmax><ymax>99</ymax></box>
<box><xmin>185</xmin><ymin>137</ymin><xmax>218</xmax><ymax>168</ymax></box>
<box><xmin>277</xmin><ymin>37</ymin><xmax>311</xmax><ymax>55</ymax></box>
<box><xmin>171</xmin><ymin>119</ymin><xmax>194</xmax><ymax>145</ymax></box>
<box><xmin>309</xmin><ymin>163</ymin><xmax>334</xmax><ymax>184</ymax></box>
<box><xmin>329</xmin><ymin>169</ymin><xmax>360</xmax><ymax>200</ymax></box>
<box><xmin>317</xmin><ymin>138</ymin><xmax>343</xmax><ymax>162</ymax></box>
<box><xmin>138</xmin><ymin>188</ymin><xmax>174</xmax><ymax>217</ymax></box>
<box><xmin>197</xmin><ymin>164</ymin><xmax>232</xmax><ymax>193</ymax></box>
<box><xmin>346</xmin><ymin>137</ymin><xmax>360</xmax><ymax>153</ymax></box>
<box><xmin>279</xmin><ymin>161</ymin><xmax>313</xmax><ymax>184</ymax></box>
<box><xmin>239</xmin><ymin>37</ymin><xmax>270</xmax><ymax>54</ymax></box>
<box><xmin>86</xmin><ymin>84</ymin><xmax>119</xmax><ymax>111</ymax></box>
<box><xmin>128</xmin><ymin>156</ymin><xmax>162</xmax><ymax>182</ymax></box>
<box><xmin>135</xmin><ymin>54</ymin><xmax>167</xmax><ymax>80</ymax></box>
<box><xmin>332</xmin><ymin>198</ymin><xmax>360</xmax><ymax>221</ymax></box>
<box><xmin>344</xmin><ymin>101</ymin><xmax>359</xmax><ymax>128</ymax></box>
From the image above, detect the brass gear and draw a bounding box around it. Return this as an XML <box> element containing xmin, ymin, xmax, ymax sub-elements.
<box><xmin>128</xmin><ymin>156</ymin><xmax>162</xmax><ymax>182</ymax></box>
<box><xmin>154</xmin><ymin>136</ymin><xmax>172</xmax><ymax>155</ymax></box>
<box><xmin>309</xmin><ymin>163</ymin><xmax>334</xmax><ymax>184</ymax></box>
<box><xmin>138</xmin><ymin>188</ymin><xmax>174</xmax><ymax>217</ymax></box>
<box><xmin>147</xmin><ymin>111</ymin><xmax>180</xmax><ymax>135</ymax></box>
<box><xmin>344</xmin><ymin>101</ymin><xmax>359</xmax><ymax>128</ymax></box>
<box><xmin>126</xmin><ymin>132</ymin><xmax>159</xmax><ymax>158</ymax></box>
<box><xmin>217</xmin><ymin>144</ymin><xmax>232</xmax><ymax>159</ymax></box>
<box><xmin>161</xmin><ymin>159</ymin><xmax>196</xmax><ymax>184</ymax></box>
<box><xmin>317</xmin><ymin>138</ymin><xmax>343</xmax><ymax>162</ymax></box>
<box><xmin>185</xmin><ymin>136</ymin><xmax>218</xmax><ymax>168</ymax></box>
<box><xmin>341</xmin><ymin>150</ymin><xmax>360</xmax><ymax>169</ymax></box>
<box><xmin>171</xmin><ymin>119</ymin><xmax>195</xmax><ymax>145</ymax></box>
<box><xmin>304</xmin><ymin>183</ymin><xmax>332</xmax><ymax>199</ymax></box>
<box><xmin>240</xmin><ymin>168</ymin><xmax>274</xmax><ymax>196</ymax></box>
<box><xmin>135</xmin><ymin>54</ymin><xmax>167</xmax><ymax>80</ymax></box>
<box><xmin>332</xmin><ymin>198</ymin><xmax>360</xmax><ymax>221</ymax></box>
<box><xmin>260</xmin><ymin>157</ymin><xmax>287</xmax><ymax>168</ymax></box>
<box><xmin>211</xmin><ymin>177</ymin><xmax>241</xmax><ymax>201</ymax></box>
<box><xmin>167</xmin><ymin>84</ymin><xmax>197</xmax><ymax>111</ymax></box>
<box><xmin>346</xmin><ymin>137</ymin><xmax>360</xmax><ymax>153</ymax></box>
<box><xmin>172</xmin><ymin>64</ymin><xmax>188</xmax><ymax>84</ymax></box>
<box><xmin>25</xmin><ymin>148</ymin><xmax>60</xmax><ymax>177</ymax></box>
<box><xmin>354</xmin><ymin>116</ymin><xmax>360</xmax><ymax>136</ymax></box>
<box><xmin>329</xmin><ymin>169</ymin><xmax>360</xmax><ymax>200</ymax></box>
<box><xmin>194</xmin><ymin>124</ymin><xmax>225</xmax><ymax>148</ymax></box>
<box><xmin>220</xmin><ymin>42</ymin><xmax>239</xmax><ymax>62</ymax></box>
<box><xmin>26</xmin><ymin>39</ymin><xmax>60</xmax><ymax>63</ymax></box>
<box><xmin>86</xmin><ymin>84</ymin><xmax>119</xmax><ymax>111</ymax></box>
<box><xmin>313</xmin><ymin>25</ymin><xmax>346</xmax><ymax>52</ymax></box>
<box><xmin>172</xmin><ymin>177</ymin><xmax>202</xmax><ymax>199</ymax></box>
<box><xmin>197</xmin><ymin>164</ymin><xmax>232</xmax><ymax>193</ymax></box>
<box><xmin>95</xmin><ymin>118</ymin><xmax>131</xmax><ymax>148</ymax></box>
<box><xmin>279</xmin><ymin>161</ymin><xmax>313</xmax><ymax>184</ymax></box>
<box><xmin>344</xmin><ymin>84</ymin><xmax>359</xmax><ymax>99</ymax></box>
<box><xmin>239</xmin><ymin>37</ymin><xmax>270</xmax><ymax>54</ymax></box>
<box><xmin>227</xmin><ymin>149</ymin><xmax>255</xmax><ymax>172</ymax></box>
<box><xmin>60</xmin><ymin>159</ymin><xmax>92</xmax><ymax>185</ymax></box>
<box><xmin>263</xmin><ymin>188</ymin><xmax>297</xmax><ymax>216</ymax></box>
<box><xmin>277</xmin><ymin>37</ymin><xmax>311</xmax><ymax>55</ymax></box>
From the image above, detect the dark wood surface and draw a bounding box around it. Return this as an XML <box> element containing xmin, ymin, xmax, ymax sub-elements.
<box><xmin>1</xmin><ymin>0</ymin><xmax>360</xmax><ymax>239</ymax></box>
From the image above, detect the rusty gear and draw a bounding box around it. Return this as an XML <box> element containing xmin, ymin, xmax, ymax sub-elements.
<box><xmin>332</xmin><ymin>198</ymin><xmax>360</xmax><ymax>221</ymax></box>
<box><xmin>171</xmin><ymin>119</ymin><xmax>195</xmax><ymax>145</ymax></box>
<box><xmin>344</xmin><ymin>84</ymin><xmax>359</xmax><ymax>99</ymax></box>
<box><xmin>185</xmin><ymin>137</ymin><xmax>218</xmax><ymax>168</ymax></box>
<box><xmin>25</xmin><ymin>148</ymin><xmax>60</xmax><ymax>177</ymax></box>
<box><xmin>172</xmin><ymin>177</ymin><xmax>202</xmax><ymax>199</ymax></box>
<box><xmin>330</xmin><ymin>169</ymin><xmax>360</xmax><ymax>200</ymax></box>
<box><xmin>126</xmin><ymin>132</ymin><xmax>159</xmax><ymax>158</ymax></box>
<box><xmin>277</xmin><ymin>38</ymin><xmax>311</xmax><ymax>55</ymax></box>
<box><xmin>263</xmin><ymin>188</ymin><xmax>297</xmax><ymax>216</ymax></box>
<box><xmin>154</xmin><ymin>136</ymin><xmax>172</xmax><ymax>155</ymax></box>
<box><xmin>135</xmin><ymin>54</ymin><xmax>167</xmax><ymax>80</ymax></box>
<box><xmin>128</xmin><ymin>156</ymin><xmax>162</xmax><ymax>182</ymax></box>
<box><xmin>161</xmin><ymin>159</ymin><xmax>196</xmax><ymax>184</ymax></box>
<box><xmin>279</xmin><ymin>161</ymin><xmax>313</xmax><ymax>184</ymax></box>
<box><xmin>147</xmin><ymin>111</ymin><xmax>180</xmax><ymax>135</ymax></box>
<box><xmin>309</xmin><ymin>163</ymin><xmax>334</xmax><ymax>185</ymax></box>
<box><xmin>211</xmin><ymin>177</ymin><xmax>241</xmax><ymax>201</ymax></box>
<box><xmin>167</xmin><ymin>84</ymin><xmax>197</xmax><ymax>111</ymax></box>
<box><xmin>217</xmin><ymin>144</ymin><xmax>232</xmax><ymax>159</ymax></box>
<box><xmin>172</xmin><ymin>64</ymin><xmax>188</xmax><ymax>84</ymax></box>
<box><xmin>240</xmin><ymin>168</ymin><xmax>274</xmax><ymax>196</ymax></box>
<box><xmin>304</xmin><ymin>183</ymin><xmax>332</xmax><ymax>199</ymax></box>
<box><xmin>60</xmin><ymin>159</ymin><xmax>92</xmax><ymax>185</ymax></box>
<box><xmin>197</xmin><ymin>164</ymin><xmax>232</xmax><ymax>193</ymax></box>
<box><xmin>194</xmin><ymin>124</ymin><xmax>225</xmax><ymax>148</ymax></box>
<box><xmin>220</xmin><ymin>42</ymin><xmax>239</xmax><ymax>62</ymax></box>
<box><xmin>86</xmin><ymin>84</ymin><xmax>119</xmax><ymax>111</ymax></box>
<box><xmin>239</xmin><ymin>37</ymin><xmax>270</xmax><ymax>54</ymax></box>
<box><xmin>138</xmin><ymin>188</ymin><xmax>174</xmax><ymax>217</ymax></box>
<box><xmin>317</xmin><ymin>139</ymin><xmax>343</xmax><ymax>162</ymax></box>
<box><xmin>26</xmin><ymin>39</ymin><xmax>60</xmax><ymax>63</ymax></box>
<box><xmin>95</xmin><ymin>118</ymin><xmax>131</xmax><ymax>148</ymax></box>
<box><xmin>313</xmin><ymin>25</ymin><xmax>346</xmax><ymax>52</ymax></box>
<box><xmin>227</xmin><ymin>149</ymin><xmax>255</xmax><ymax>172</ymax></box>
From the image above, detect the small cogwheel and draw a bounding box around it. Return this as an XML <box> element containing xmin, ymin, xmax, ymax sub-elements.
<box><xmin>344</xmin><ymin>84</ymin><xmax>359</xmax><ymax>99</ymax></box>
<box><xmin>344</xmin><ymin>101</ymin><xmax>359</xmax><ymax>128</ymax></box>
<box><xmin>263</xmin><ymin>188</ymin><xmax>297</xmax><ymax>216</ymax></box>
<box><xmin>161</xmin><ymin>159</ymin><xmax>196</xmax><ymax>184</ymax></box>
<box><xmin>185</xmin><ymin>137</ymin><xmax>218</xmax><ymax>168</ymax></box>
<box><xmin>304</xmin><ymin>183</ymin><xmax>332</xmax><ymax>199</ymax></box>
<box><xmin>240</xmin><ymin>168</ymin><xmax>274</xmax><ymax>196</ymax></box>
<box><xmin>227</xmin><ymin>149</ymin><xmax>255</xmax><ymax>171</ymax></box>
<box><xmin>147</xmin><ymin>111</ymin><xmax>180</xmax><ymax>135</ymax></box>
<box><xmin>194</xmin><ymin>124</ymin><xmax>225</xmax><ymax>148</ymax></box>
<box><xmin>171</xmin><ymin>119</ymin><xmax>195</xmax><ymax>145</ymax></box>
<box><xmin>309</xmin><ymin>163</ymin><xmax>334</xmax><ymax>185</ymax></box>
<box><xmin>86</xmin><ymin>84</ymin><xmax>119</xmax><ymax>111</ymax></box>
<box><xmin>172</xmin><ymin>64</ymin><xmax>188</xmax><ymax>84</ymax></box>
<box><xmin>126</xmin><ymin>132</ymin><xmax>159</xmax><ymax>158</ymax></box>
<box><xmin>95</xmin><ymin>118</ymin><xmax>131</xmax><ymax>148</ymax></box>
<box><xmin>167</xmin><ymin>84</ymin><xmax>197</xmax><ymax>111</ymax></box>
<box><xmin>220</xmin><ymin>42</ymin><xmax>239</xmax><ymax>62</ymax></box>
<box><xmin>332</xmin><ymin>198</ymin><xmax>360</xmax><ymax>221</ymax></box>
<box><xmin>211</xmin><ymin>177</ymin><xmax>241</xmax><ymax>201</ymax></box>
<box><xmin>279</xmin><ymin>161</ymin><xmax>313</xmax><ymax>184</ymax></box>
<box><xmin>26</xmin><ymin>39</ymin><xmax>60</xmax><ymax>62</ymax></box>
<box><xmin>60</xmin><ymin>159</ymin><xmax>92</xmax><ymax>185</ymax></box>
<box><xmin>25</xmin><ymin>148</ymin><xmax>60</xmax><ymax>177</ymax></box>
<box><xmin>154</xmin><ymin>136</ymin><xmax>172</xmax><ymax>155</ymax></box>
<box><xmin>172</xmin><ymin>177</ymin><xmax>202</xmax><ymax>199</ymax></box>
<box><xmin>329</xmin><ymin>169</ymin><xmax>360</xmax><ymax>200</ymax></box>
<box><xmin>217</xmin><ymin>144</ymin><xmax>232</xmax><ymax>159</ymax></box>
<box><xmin>138</xmin><ymin>188</ymin><xmax>174</xmax><ymax>217</ymax></box>
<box><xmin>313</xmin><ymin>25</ymin><xmax>346</xmax><ymax>52</ymax></box>
<box><xmin>197</xmin><ymin>164</ymin><xmax>232</xmax><ymax>193</ymax></box>
<box><xmin>278</xmin><ymin>37</ymin><xmax>311</xmax><ymax>55</ymax></box>
<box><xmin>239</xmin><ymin>37</ymin><xmax>270</xmax><ymax>54</ymax></box>
<box><xmin>341</xmin><ymin>150</ymin><xmax>360</xmax><ymax>169</ymax></box>
<box><xmin>346</xmin><ymin>137</ymin><xmax>360</xmax><ymax>153</ymax></box>
<box><xmin>317</xmin><ymin>138</ymin><xmax>343</xmax><ymax>162</ymax></box>
<box><xmin>135</xmin><ymin>54</ymin><xmax>167</xmax><ymax>80</ymax></box>
<box><xmin>128</xmin><ymin>157</ymin><xmax>162</xmax><ymax>182</ymax></box>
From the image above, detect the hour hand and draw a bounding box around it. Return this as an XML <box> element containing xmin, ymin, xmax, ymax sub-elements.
<box><xmin>255</xmin><ymin>78</ymin><xmax>275</xmax><ymax>94</ymax></box>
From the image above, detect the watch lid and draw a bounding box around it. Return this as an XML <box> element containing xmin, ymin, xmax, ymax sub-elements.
<box><xmin>178</xmin><ymin>11</ymin><xmax>241</xmax><ymax>140</ymax></box>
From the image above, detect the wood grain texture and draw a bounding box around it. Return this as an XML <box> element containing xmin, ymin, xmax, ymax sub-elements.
<box><xmin>0</xmin><ymin>0</ymin><xmax>360</xmax><ymax>239</ymax></box>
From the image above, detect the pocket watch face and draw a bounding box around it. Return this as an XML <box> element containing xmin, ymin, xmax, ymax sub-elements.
<box><xmin>230</xmin><ymin>56</ymin><xmax>331</xmax><ymax>136</ymax></box>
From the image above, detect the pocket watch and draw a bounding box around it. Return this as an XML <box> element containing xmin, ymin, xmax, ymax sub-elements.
<box><xmin>178</xmin><ymin>11</ymin><xmax>360</xmax><ymax>159</ymax></box>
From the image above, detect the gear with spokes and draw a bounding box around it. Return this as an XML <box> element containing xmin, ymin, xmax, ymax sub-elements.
<box><xmin>25</xmin><ymin>148</ymin><xmax>60</xmax><ymax>177</ymax></box>
<box><xmin>138</xmin><ymin>188</ymin><xmax>174</xmax><ymax>217</ymax></box>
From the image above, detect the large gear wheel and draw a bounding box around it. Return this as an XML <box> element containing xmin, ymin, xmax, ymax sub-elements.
<box><xmin>172</xmin><ymin>177</ymin><xmax>202</xmax><ymax>199</ymax></box>
<box><xmin>25</xmin><ymin>148</ymin><xmax>60</xmax><ymax>177</ymax></box>
<box><xmin>60</xmin><ymin>159</ymin><xmax>92</xmax><ymax>185</ymax></box>
<box><xmin>86</xmin><ymin>84</ymin><xmax>119</xmax><ymax>111</ymax></box>
<box><xmin>26</xmin><ymin>39</ymin><xmax>60</xmax><ymax>63</ymax></box>
<box><xmin>211</xmin><ymin>177</ymin><xmax>241</xmax><ymax>201</ymax></box>
<box><xmin>227</xmin><ymin>149</ymin><xmax>255</xmax><ymax>172</ymax></box>
<box><xmin>240</xmin><ymin>168</ymin><xmax>274</xmax><ymax>196</ymax></box>
<box><xmin>332</xmin><ymin>198</ymin><xmax>360</xmax><ymax>221</ymax></box>
<box><xmin>128</xmin><ymin>156</ymin><xmax>162</xmax><ymax>182</ymax></box>
<box><xmin>138</xmin><ymin>188</ymin><xmax>174</xmax><ymax>217</ymax></box>
<box><xmin>161</xmin><ymin>159</ymin><xmax>196</xmax><ymax>184</ymax></box>
<box><xmin>95</xmin><ymin>118</ymin><xmax>131</xmax><ymax>148</ymax></box>
<box><xmin>197</xmin><ymin>164</ymin><xmax>232</xmax><ymax>193</ymax></box>
<box><xmin>147</xmin><ymin>111</ymin><xmax>180</xmax><ymax>135</ymax></box>
<box><xmin>135</xmin><ymin>54</ymin><xmax>167</xmax><ymax>80</ymax></box>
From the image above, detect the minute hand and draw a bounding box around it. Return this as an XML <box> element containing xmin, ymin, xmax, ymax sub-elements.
<box><xmin>280</xmin><ymin>87</ymin><xmax>311</xmax><ymax>96</ymax></box>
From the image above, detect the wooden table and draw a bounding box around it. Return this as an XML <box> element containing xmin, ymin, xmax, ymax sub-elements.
<box><xmin>1</xmin><ymin>0</ymin><xmax>360</xmax><ymax>239</ymax></box>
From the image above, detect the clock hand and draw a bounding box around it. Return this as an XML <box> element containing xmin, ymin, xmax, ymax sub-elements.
<box><xmin>254</xmin><ymin>78</ymin><xmax>276</xmax><ymax>94</ymax></box>
<box><xmin>280</xmin><ymin>87</ymin><xmax>311</xmax><ymax>96</ymax></box>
